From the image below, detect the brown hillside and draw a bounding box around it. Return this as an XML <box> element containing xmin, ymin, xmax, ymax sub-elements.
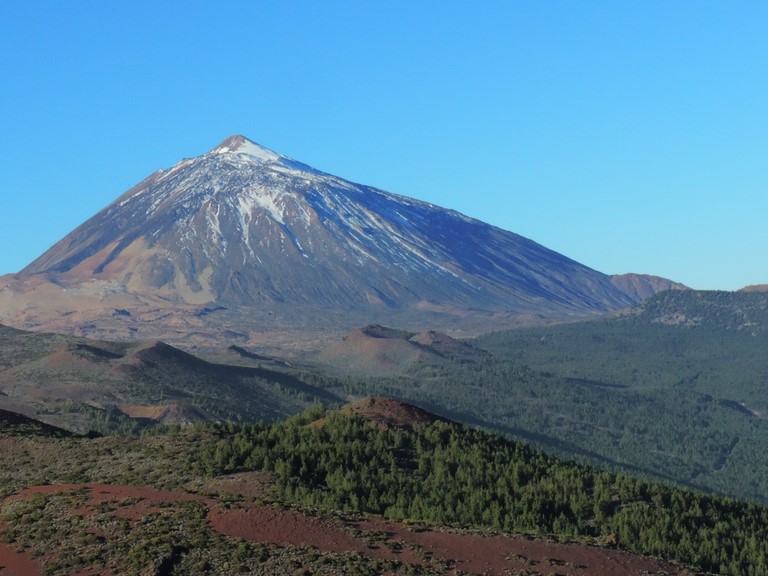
<box><xmin>117</xmin><ymin>402</ymin><xmax>211</xmax><ymax>424</ymax></box>
<box><xmin>319</xmin><ymin>325</ymin><xmax>484</xmax><ymax>375</ymax></box>
<box><xmin>341</xmin><ymin>396</ymin><xmax>447</xmax><ymax>431</ymax></box>
<box><xmin>610</xmin><ymin>273</ymin><xmax>688</xmax><ymax>300</ymax></box>
<box><xmin>740</xmin><ymin>284</ymin><xmax>768</xmax><ymax>292</ymax></box>
<box><xmin>120</xmin><ymin>340</ymin><xmax>208</xmax><ymax>370</ymax></box>
<box><xmin>321</xmin><ymin>326</ymin><xmax>430</xmax><ymax>374</ymax></box>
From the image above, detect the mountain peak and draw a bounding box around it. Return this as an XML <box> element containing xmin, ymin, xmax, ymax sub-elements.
<box><xmin>211</xmin><ymin>134</ymin><xmax>281</xmax><ymax>162</ymax></box>
<box><xmin>11</xmin><ymin>135</ymin><xmax>682</xmax><ymax>348</ymax></box>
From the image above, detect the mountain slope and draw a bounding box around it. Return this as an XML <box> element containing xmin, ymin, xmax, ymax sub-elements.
<box><xmin>610</xmin><ymin>272</ymin><xmax>688</xmax><ymax>302</ymax></box>
<box><xmin>2</xmin><ymin>135</ymin><xmax>682</xmax><ymax>347</ymax></box>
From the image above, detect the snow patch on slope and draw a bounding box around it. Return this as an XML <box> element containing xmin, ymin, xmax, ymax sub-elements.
<box><xmin>238</xmin><ymin>186</ymin><xmax>287</xmax><ymax>225</ymax></box>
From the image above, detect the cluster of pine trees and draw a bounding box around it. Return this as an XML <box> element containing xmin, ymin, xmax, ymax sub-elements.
<box><xmin>199</xmin><ymin>407</ymin><xmax>768</xmax><ymax>575</ymax></box>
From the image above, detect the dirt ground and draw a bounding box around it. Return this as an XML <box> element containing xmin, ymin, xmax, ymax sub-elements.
<box><xmin>0</xmin><ymin>542</ymin><xmax>40</xmax><ymax>576</ymax></box>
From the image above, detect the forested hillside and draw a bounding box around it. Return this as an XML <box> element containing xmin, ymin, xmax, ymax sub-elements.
<box><xmin>1</xmin><ymin>401</ymin><xmax>720</xmax><ymax>575</ymax></box>
<box><xmin>200</xmin><ymin>403</ymin><xmax>768</xmax><ymax>575</ymax></box>
<box><xmin>316</xmin><ymin>291</ymin><xmax>768</xmax><ymax>504</ymax></box>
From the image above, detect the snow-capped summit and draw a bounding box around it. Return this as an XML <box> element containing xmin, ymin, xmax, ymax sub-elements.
<box><xmin>14</xmin><ymin>135</ymin><xmax>683</xmax><ymax>344</ymax></box>
<box><xmin>211</xmin><ymin>134</ymin><xmax>282</xmax><ymax>163</ymax></box>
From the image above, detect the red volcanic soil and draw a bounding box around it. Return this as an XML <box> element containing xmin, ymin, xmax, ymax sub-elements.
<box><xmin>355</xmin><ymin>517</ymin><xmax>683</xmax><ymax>576</ymax></box>
<box><xmin>0</xmin><ymin>493</ymin><xmax>41</xmax><ymax>575</ymax></box>
<box><xmin>0</xmin><ymin>541</ymin><xmax>40</xmax><ymax>576</ymax></box>
<box><xmin>0</xmin><ymin>483</ymin><xmax>694</xmax><ymax>576</ymax></box>
<box><xmin>341</xmin><ymin>396</ymin><xmax>446</xmax><ymax>430</ymax></box>
<box><xmin>207</xmin><ymin>503</ymin><xmax>422</xmax><ymax>566</ymax></box>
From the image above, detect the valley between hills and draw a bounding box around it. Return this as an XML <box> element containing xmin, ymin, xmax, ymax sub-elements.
<box><xmin>2</xmin><ymin>135</ymin><xmax>768</xmax><ymax>575</ymax></box>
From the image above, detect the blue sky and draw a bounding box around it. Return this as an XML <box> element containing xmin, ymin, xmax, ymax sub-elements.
<box><xmin>1</xmin><ymin>2</ymin><xmax>766</xmax><ymax>290</ymax></box>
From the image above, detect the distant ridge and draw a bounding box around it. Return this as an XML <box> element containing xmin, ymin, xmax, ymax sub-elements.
<box><xmin>739</xmin><ymin>284</ymin><xmax>768</xmax><ymax>292</ymax></box>
<box><xmin>610</xmin><ymin>273</ymin><xmax>688</xmax><ymax>301</ymax></box>
<box><xmin>0</xmin><ymin>408</ymin><xmax>73</xmax><ymax>437</ymax></box>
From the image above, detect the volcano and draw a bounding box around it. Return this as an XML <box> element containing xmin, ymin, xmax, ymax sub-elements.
<box><xmin>2</xmin><ymin>135</ymin><xmax>684</xmax><ymax>348</ymax></box>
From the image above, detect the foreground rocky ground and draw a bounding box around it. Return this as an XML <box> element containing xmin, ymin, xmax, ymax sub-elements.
<box><xmin>1</xmin><ymin>480</ymin><xmax>693</xmax><ymax>576</ymax></box>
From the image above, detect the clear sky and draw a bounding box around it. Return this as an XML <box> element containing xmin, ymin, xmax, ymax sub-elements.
<box><xmin>1</xmin><ymin>2</ymin><xmax>766</xmax><ymax>290</ymax></box>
